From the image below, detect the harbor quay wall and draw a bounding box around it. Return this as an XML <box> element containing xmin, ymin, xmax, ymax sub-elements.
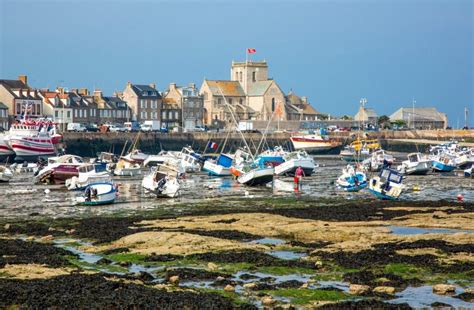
<box><xmin>62</xmin><ymin>130</ymin><xmax>474</xmax><ymax>157</ymax></box>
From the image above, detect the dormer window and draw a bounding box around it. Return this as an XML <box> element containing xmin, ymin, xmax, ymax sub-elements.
<box><xmin>142</xmin><ymin>92</ymin><xmax>147</xmax><ymax>97</ymax></box>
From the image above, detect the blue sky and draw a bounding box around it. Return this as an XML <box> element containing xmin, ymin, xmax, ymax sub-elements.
<box><xmin>1</xmin><ymin>0</ymin><xmax>472</xmax><ymax>126</ymax></box>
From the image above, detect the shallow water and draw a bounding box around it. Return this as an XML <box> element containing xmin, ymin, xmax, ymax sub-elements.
<box><xmin>267</xmin><ymin>250</ymin><xmax>307</xmax><ymax>260</ymax></box>
<box><xmin>388</xmin><ymin>225</ymin><xmax>474</xmax><ymax>235</ymax></box>
<box><xmin>389</xmin><ymin>285</ymin><xmax>474</xmax><ymax>309</ymax></box>
<box><xmin>0</xmin><ymin>156</ymin><xmax>473</xmax><ymax>219</ymax></box>
<box><xmin>249</xmin><ymin>237</ymin><xmax>286</xmax><ymax>245</ymax></box>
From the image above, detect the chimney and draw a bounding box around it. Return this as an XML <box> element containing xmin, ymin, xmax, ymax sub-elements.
<box><xmin>149</xmin><ymin>83</ymin><xmax>156</xmax><ymax>89</ymax></box>
<box><xmin>169</xmin><ymin>82</ymin><xmax>176</xmax><ymax>90</ymax></box>
<box><xmin>127</xmin><ymin>81</ymin><xmax>132</xmax><ymax>87</ymax></box>
<box><xmin>57</xmin><ymin>87</ymin><xmax>64</xmax><ymax>94</ymax></box>
<box><xmin>93</xmin><ymin>89</ymin><xmax>103</xmax><ymax>100</ymax></box>
<box><xmin>18</xmin><ymin>75</ymin><xmax>27</xmax><ymax>86</ymax></box>
<box><xmin>301</xmin><ymin>96</ymin><xmax>307</xmax><ymax>104</ymax></box>
<box><xmin>188</xmin><ymin>83</ymin><xmax>196</xmax><ymax>89</ymax></box>
<box><xmin>71</xmin><ymin>88</ymin><xmax>78</xmax><ymax>94</ymax></box>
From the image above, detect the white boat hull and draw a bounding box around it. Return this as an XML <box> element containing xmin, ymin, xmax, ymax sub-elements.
<box><xmin>202</xmin><ymin>161</ymin><xmax>231</xmax><ymax>176</ymax></box>
<box><xmin>141</xmin><ymin>174</ymin><xmax>180</xmax><ymax>198</ymax></box>
<box><xmin>274</xmin><ymin>158</ymin><xmax>315</xmax><ymax>176</ymax></box>
<box><xmin>114</xmin><ymin>167</ymin><xmax>141</xmax><ymax>176</ymax></box>
<box><xmin>238</xmin><ymin>167</ymin><xmax>274</xmax><ymax>186</ymax></box>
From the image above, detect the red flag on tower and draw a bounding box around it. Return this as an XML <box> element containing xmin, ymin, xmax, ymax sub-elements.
<box><xmin>247</xmin><ymin>48</ymin><xmax>256</xmax><ymax>54</ymax></box>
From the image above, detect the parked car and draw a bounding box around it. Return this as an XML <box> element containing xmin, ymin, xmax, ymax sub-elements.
<box><xmin>85</xmin><ymin>123</ymin><xmax>99</xmax><ymax>132</ymax></box>
<box><xmin>67</xmin><ymin>123</ymin><xmax>87</xmax><ymax>132</ymax></box>
<box><xmin>108</xmin><ymin>124</ymin><xmax>127</xmax><ymax>132</ymax></box>
<box><xmin>124</xmin><ymin>121</ymin><xmax>140</xmax><ymax>132</ymax></box>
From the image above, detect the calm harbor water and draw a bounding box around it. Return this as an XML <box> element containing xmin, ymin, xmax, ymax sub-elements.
<box><xmin>0</xmin><ymin>155</ymin><xmax>472</xmax><ymax>219</ymax></box>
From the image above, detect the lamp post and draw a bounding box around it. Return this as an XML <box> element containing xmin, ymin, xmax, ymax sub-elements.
<box><xmin>359</xmin><ymin>97</ymin><xmax>367</xmax><ymax>130</ymax></box>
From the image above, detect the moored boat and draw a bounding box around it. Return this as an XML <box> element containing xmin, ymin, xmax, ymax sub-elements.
<box><xmin>340</xmin><ymin>139</ymin><xmax>379</xmax><ymax>162</ymax></box>
<box><xmin>432</xmin><ymin>156</ymin><xmax>456</xmax><ymax>172</ymax></box>
<box><xmin>290</xmin><ymin>130</ymin><xmax>340</xmax><ymax>154</ymax></box>
<box><xmin>274</xmin><ymin>151</ymin><xmax>316</xmax><ymax>176</ymax></box>
<box><xmin>397</xmin><ymin>152</ymin><xmax>432</xmax><ymax>175</ymax></box>
<box><xmin>65</xmin><ymin>163</ymin><xmax>110</xmax><ymax>191</ymax></box>
<box><xmin>76</xmin><ymin>182</ymin><xmax>117</xmax><ymax>205</ymax></box>
<box><xmin>202</xmin><ymin>153</ymin><xmax>233</xmax><ymax>176</ymax></box>
<box><xmin>142</xmin><ymin>161</ymin><xmax>181</xmax><ymax>198</ymax></box>
<box><xmin>336</xmin><ymin>164</ymin><xmax>367</xmax><ymax>192</ymax></box>
<box><xmin>368</xmin><ymin>168</ymin><xmax>404</xmax><ymax>200</ymax></box>
<box><xmin>114</xmin><ymin>158</ymin><xmax>142</xmax><ymax>176</ymax></box>
<box><xmin>0</xmin><ymin>165</ymin><xmax>13</xmax><ymax>182</ymax></box>
<box><xmin>35</xmin><ymin>155</ymin><xmax>85</xmax><ymax>184</ymax></box>
<box><xmin>237</xmin><ymin>166</ymin><xmax>274</xmax><ymax>186</ymax></box>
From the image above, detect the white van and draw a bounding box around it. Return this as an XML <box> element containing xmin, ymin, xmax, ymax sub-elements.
<box><xmin>67</xmin><ymin>123</ymin><xmax>87</xmax><ymax>132</ymax></box>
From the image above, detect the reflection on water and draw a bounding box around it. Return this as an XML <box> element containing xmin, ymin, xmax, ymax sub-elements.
<box><xmin>390</xmin><ymin>285</ymin><xmax>473</xmax><ymax>309</ymax></box>
<box><xmin>0</xmin><ymin>156</ymin><xmax>473</xmax><ymax>218</ymax></box>
<box><xmin>389</xmin><ymin>226</ymin><xmax>474</xmax><ymax>235</ymax></box>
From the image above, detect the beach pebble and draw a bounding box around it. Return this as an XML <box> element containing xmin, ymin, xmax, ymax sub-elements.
<box><xmin>261</xmin><ymin>296</ymin><xmax>276</xmax><ymax>306</ymax></box>
<box><xmin>44</xmin><ymin>189</ymin><xmax>50</xmax><ymax>194</ymax></box>
<box><xmin>3</xmin><ymin>224</ymin><xmax>10</xmax><ymax>230</ymax></box>
<box><xmin>373</xmin><ymin>286</ymin><xmax>395</xmax><ymax>294</ymax></box>
<box><xmin>224</xmin><ymin>284</ymin><xmax>235</xmax><ymax>292</ymax></box>
<box><xmin>349</xmin><ymin>284</ymin><xmax>370</xmax><ymax>295</ymax></box>
<box><xmin>207</xmin><ymin>262</ymin><xmax>218</xmax><ymax>271</ymax></box>
<box><xmin>300</xmin><ymin>282</ymin><xmax>309</xmax><ymax>289</ymax></box>
<box><xmin>168</xmin><ymin>275</ymin><xmax>180</xmax><ymax>285</ymax></box>
<box><xmin>65</xmin><ymin>229</ymin><xmax>75</xmax><ymax>235</ymax></box>
<box><xmin>243</xmin><ymin>282</ymin><xmax>257</xmax><ymax>290</ymax></box>
<box><xmin>40</xmin><ymin>235</ymin><xmax>54</xmax><ymax>241</ymax></box>
<box><xmin>433</xmin><ymin>284</ymin><xmax>456</xmax><ymax>295</ymax></box>
<box><xmin>216</xmin><ymin>276</ymin><xmax>225</xmax><ymax>281</ymax></box>
<box><xmin>314</xmin><ymin>260</ymin><xmax>323</xmax><ymax>268</ymax></box>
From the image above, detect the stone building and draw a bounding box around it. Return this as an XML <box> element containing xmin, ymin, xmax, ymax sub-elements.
<box><xmin>200</xmin><ymin>60</ymin><xmax>322</xmax><ymax>126</ymax></box>
<box><xmin>390</xmin><ymin>107</ymin><xmax>448</xmax><ymax>129</ymax></box>
<box><xmin>39</xmin><ymin>89</ymin><xmax>72</xmax><ymax>131</ymax></box>
<box><xmin>122</xmin><ymin>82</ymin><xmax>161</xmax><ymax>123</ymax></box>
<box><xmin>354</xmin><ymin>106</ymin><xmax>378</xmax><ymax>124</ymax></box>
<box><xmin>162</xmin><ymin>83</ymin><xmax>204</xmax><ymax>131</ymax></box>
<box><xmin>93</xmin><ymin>90</ymin><xmax>130</xmax><ymax>124</ymax></box>
<box><xmin>0</xmin><ymin>75</ymin><xmax>43</xmax><ymax>124</ymax></box>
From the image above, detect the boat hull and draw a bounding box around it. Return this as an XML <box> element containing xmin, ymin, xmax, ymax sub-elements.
<box><xmin>77</xmin><ymin>183</ymin><xmax>117</xmax><ymax>205</ymax></box>
<box><xmin>202</xmin><ymin>161</ymin><xmax>231</xmax><ymax>176</ymax></box>
<box><xmin>290</xmin><ymin>136</ymin><xmax>339</xmax><ymax>154</ymax></box>
<box><xmin>238</xmin><ymin>167</ymin><xmax>274</xmax><ymax>186</ymax></box>
<box><xmin>9</xmin><ymin>137</ymin><xmax>56</xmax><ymax>161</ymax></box>
<box><xmin>432</xmin><ymin>161</ymin><xmax>456</xmax><ymax>172</ymax></box>
<box><xmin>274</xmin><ymin>158</ymin><xmax>315</xmax><ymax>176</ymax></box>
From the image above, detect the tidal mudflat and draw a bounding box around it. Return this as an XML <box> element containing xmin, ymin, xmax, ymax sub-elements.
<box><xmin>1</xmin><ymin>196</ymin><xmax>473</xmax><ymax>309</ymax></box>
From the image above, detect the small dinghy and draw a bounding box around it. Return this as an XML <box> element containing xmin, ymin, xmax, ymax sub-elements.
<box><xmin>141</xmin><ymin>162</ymin><xmax>181</xmax><ymax>198</ymax></box>
<box><xmin>237</xmin><ymin>166</ymin><xmax>274</xmax><ymax>186</ymax></box>
<box><xmin>368</xmin><ymin>168</ymin><xmax>404</xmax><ymax>200</ymax></box>
<box><xmin>77</xmin><ymin>182</ymin><xmax>117</xmax><ymax>205</ymax></box>
<box><xmin>66</xmin><ymin>163</ymin><xmax>111</xmax><ymax>191</ymax></box>
<box><xmin>336</xmin><ymin>164</ymin><xmax>367</xmax><ymax>192</ymax></box>
<box><xmin>0</xmin><ymin>165</ymin><xmax>13</xmax><ymax>182</ymax></box>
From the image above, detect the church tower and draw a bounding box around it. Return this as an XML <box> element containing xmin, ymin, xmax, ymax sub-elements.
<box><xmin>230</xmin><ymin>60</ymin><xmax>269</xmax><ymax>94</ymax></box>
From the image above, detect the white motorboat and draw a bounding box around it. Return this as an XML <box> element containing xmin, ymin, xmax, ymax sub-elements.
<box><xmin>122</xmin><ymin>149</ymin><xmax>149</xmax><ymax>164</ymax></box>
<box><xmin>0</xmin><ymin>132</ymin><xmax>15</xmax><ymax>160</ymax></box>
<box><xmin>363</xmin><ymin>149</ymin><xmax>395</xmax><ymax>172</ymax></box>
<box><xmin>65</xmin><ymin>163</ymin><xmax>111</xmax><ymax>191</ymax></box>
<box><xmin>143</xmin><ymin>151</ymin><xmax>177</xmax><ymax>167</ymax></box>
<box><xmin>76</xmin><ymin>182</ymin><xmax>117</xmax><ymax>205</ymax></box>
<box><xmin>237</xmin><ymin>166</ymin><xmax>274</xmax><ymax>186</ymax></box>
<box><xmin>274</xmin><ymin>151</ymin><xmax>317</xmax><ymax>176</ymax></box>
<box><xmin>336</xmin><ymin>164</ymin><xmax>367</xmax><ymax>192</ymax></box>
<box><xmin>114</xmin><ymin>158</ymin><xmax>142</xmax><ymax>176</ymax></box>
<box><xmin>142</xmin><ymin>161</ymin><xmax>181</xmax><ymax>198</ymax></box>
<box><xmin>368</xmin><ymin>168</ymin><xmax>404</xmax><ymax>200</ymax></box>
<box><xmin>290</xmin><ymin>131</ymin><xmax>340</xmax><ymax>153</ymax></box>
<box><xmin>397</xmin><ymin>153</ymin><xmax>432</xmax><ymax>175</ymax></box>
<box><xmin>202</xmin><ymin>153</ymin><xmax>233</xmax><ymax>176</ymax></box>
<box><xmin>177</xmin><ymin>147</ymin><xmax>202</xmax><ymax>173</ymax></box>
<box><xmin>340</xmin><ymin>139</ymin><xmax>380</xmax><ymax>162</ymax></box>
<box><xmin>0</xmin><ymin>165</ymin><xmax>13</xmax><ymax>182</ymax></box>
<box><xmin>35</xmin><ymin>155</ymin><xmax>85</xmax><ymax>184</ymax></box>
<box><xmin>464</xmin><ymin>164</ymin><xmax>473</xmax><ymax>178</ymax></box>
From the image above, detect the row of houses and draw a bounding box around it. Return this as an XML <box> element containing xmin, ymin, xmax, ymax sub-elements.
<box><xmin>0</xmin><ymin>59</ymin><xmax>323</xmax><ymax>131</ymax></box>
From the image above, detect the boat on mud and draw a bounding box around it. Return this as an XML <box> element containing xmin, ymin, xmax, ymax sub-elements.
<box><xmin>336</xmin><ymin>164</ymin><xmax>367</xmax><ymax>192</ymax></box>
<box><xmin>65</xmin><ymin>163</ymin><xmax>111</xmax><ymax>191</ymax></box>
<box><xmin>397</xmin><ymin>152</ymin><xmax>432</xmax><ymax>175</ymax></box>
<box><xmin>0</xmin><ymin>165</ymin><xmax>13</xmax><ymax>182</ymax></box>
<box><xmin>142</xmin><ymin>161</ymin><xmax>181</xmax><ymax>198</ymax></box>
<box><xmin>76</xmin><ymin>182</ymin><xmax>117</xmax><ymax>205</ymax></box>
<box><xmin>363</xmin><ymin>149</ymin><xmax>394</xmax><ymax>172</ymax></box>
<box><xmin>432</xmin><ymin>155</ymin><xmax>456</xmax><ymax>172</ymax></box>
<box><xmin>237</xmin><ymin>166</ymin><xmax>274</xmax><ymax>186</ymax></box>
<box><xmin>464</xmin><ymin>164</ymin><xmax>473</xmax><ymax>178</ymax></box>
<box><xmin>35</xmin><ymin>155</ymin><xmax>85</xmax><ymax>184</ymax></box>
<box><xmin>177</xmin><ymin>147</ymin><xmax>202</xmax><ymax>173</ymax></box>
<box><xmin>368</xmin><ymin>168</ymin><xmax>404</xmax><ymax>200</ymax></box>
<box><xmin>113</xmin><ymin>158</ymin><xmax>142</xmax><ymax>176</ymax></box>
<box><xmin>274</xmin><ymin>151</ymin><xmax>316</xmax><ymax>176</ymax></box>
<box><xmin>202</xmin><ymin>153</ymin><xmax>233</xmax><ymax>176</ymax></box>
<box><xmin>340</xmin><ymin>139</ymin><xmax>380</xmax><ymax>162</ymax></box>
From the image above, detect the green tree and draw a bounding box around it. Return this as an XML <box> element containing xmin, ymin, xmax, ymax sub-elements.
<box><xmin>340</xmin><ymin>115</ymin><xmax>353</xmax><ymax>120</ymax></box>
<box><xmin>377</xmin><ymin>115</ymin><xmax>391</xmax><ymax>128</ymax></box>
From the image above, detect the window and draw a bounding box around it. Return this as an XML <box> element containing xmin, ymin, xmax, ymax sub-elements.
<box><xmin>271</xmin><ymin>98</ymin><xmax>275</xmax><ymax>112</ymax></box>
<box><xmin>162</xmin><ymin>111</ymin><xmax>167</xmax><ymax>120</ymax></box>
<box><xmin>174</xmin><ymin>111</ymin><xmax>178</xmax><ymax>119</ymax></box>
<box><xmin>16</xmin><ymin>103</ymin><xmax>21</xmax><ymax>114</ymax></box>
<box><xmin>239</xmin><ymin>72</ymin><xmax>243</xmax><ymax>82</ymax></box>
<box><xmin>235</xmin><ymin>72</ymin><xmax>238</xmax><ymax>80</ymax></box>
<box><xmin>229</xmin><ymin>98</ymin><xmax>232</xmax><ymax>105</ymax></box>
<box><xmin>168</xmin><ymin>111</ymin><xmax>172</xmax><ymax>119</ymax></box>
<box><xmin>140</xmin><ymin>99</ymin><xmax>146</xmax><ymax>109</ymax></box>
<box><xmin>54</xmin><ymin>111</ymin><xmax>59</xmax><ymax>118</ymax></box>
<box><xmin>67</xmin><ymin>111</ymin><xmax>71</xmax><ymax>118</ymax></box>
<box><xmin>252</xmin><ymin>71</ymin><xmax>256</xmax><ymax>82</ymax></box>
<box><xmin>141</xmin><ymin>111</ymin><xmax>147</xmax><ymax>119</ymax></box>
<box><xmin>239</xmin><ymin>98</ymin><xmax>243</xmax><ymax>105</ymax></box>
<box><xmin>218</xmin><ymin>98</ymin><xmax>222</xmax><ymax>105</ymax></box>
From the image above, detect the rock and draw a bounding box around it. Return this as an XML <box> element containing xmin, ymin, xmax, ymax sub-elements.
<box><xmin>118</xmin><ymin>261</ymin><xmax>132</xmax><ymax>267</ymax></box>
<box><xmin>373</xmin><ymin>286</ymin><xmax>396</xmax><ymax>294</ymax></box>
<box><xmin>40</xmin><ymin>235</ymin><xmax>54</xmax><ymax>241</ymax></box>
<box><xmin>96</xmin><ymin>258</ymin><xmax>112</xmax><ymax>265</ymax></box>
<box><xmin>26</xmin><ymin>236</ymin><xmax>35</xmax><ymax>241</ymax></box>
<box><xmin>300</xmin><ymin>282</ymin><xmax>309</xmax><ymax>289</ymax></box>
<box><xmin>243</xmin><ymin>283</ymin><xmax>257</xmax><ymax>290</ymax></box>
<box><xmin>207</xmin><ymin>262</ymin><xmax>218</xmax><ymax>271</ymax></box>
<box><xmin>65</xmin><ymin>229</ymin><xmax>75</xmax><ymax>235</ymax></box>
<box><xmin>433</xmin><ymin>284</ymin><xmax>456</xmax><ymax>295</ymax></box>
<box><xmin>168</xmin><ymin>275</ymin><xmax>180</xmax><ymax>285</ymax></box>
<box><xmin>48</xmin><ymin>227</ymin><xmax>55</xmax><ymax>232</ymax></box>
<box><xmin>349</xmin><ymin>284</ymin><xmax>370</xmax><ymax>295</ymax></box>
<box><xmin>465</xmin><ymin>288</ymin><xmax>474</xmax><ymax>294</ymax></box>
<box><xmin>216</xmin><ymin>276</ymin><xmax>225</xmax><ymax>281</ymax></box>
<box><xmin>261</xmin><ymin>296</ymin><xmax>276</xmax><ymax>306</ymax></box>
<box><xmin>224</xmin><ymin>284</ymin><xmax>235</xmax><ymax>292</ymax></box>
<box><xmin>4</xmin><ymin>224</ymin><xmax>10</xmax><ymax>230</ymax></box>
<box><xmin>314</xmin><ymin>260</ymin><xmax>323</xmax><ymax>268</ymax></box>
